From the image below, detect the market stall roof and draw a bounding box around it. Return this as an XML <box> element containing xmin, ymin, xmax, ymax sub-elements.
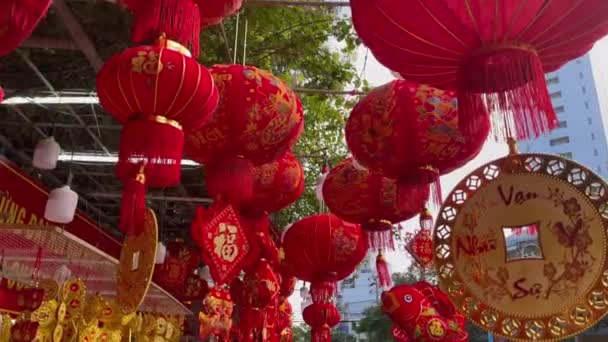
<box><xmin>0</xmin><ymin>224</ymin><xmax>192</xmax><ymax>316</ymax></box>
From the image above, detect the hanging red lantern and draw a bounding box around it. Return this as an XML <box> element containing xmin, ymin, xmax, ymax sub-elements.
<box><xmin>152</xmin><ymin>240</ymin><xmax>200</xmax><ymax>293</ymax></box>
<box><xmin>323</xmin><ymin>158</ymin><xmax>429</xmax><ymax>250</ymax></box>
<box><xmin>198</xmin><ymin>0</ymin><xmax>243</xmax><ymax>28</ymax></box>
<box><xmin>302</xmin><ymin>303</ymin><xmax>341</xmax><ymax>342</ymax></box>
<box><xmin>350</xmin><ymin>0</ymin><xmax>608</xmax><ymax>139</ymax></box>
<box><xmin>0</xmin><ymin>0</ymin><xmax>51</xmax><ymax>57</ymax></box>
<box><xmin>96</xmin><ymin>36</ymin><xmax>218</xmax><ymax>187</ymax></box>
<box><xmin>186</xmin><ymin>64</ymin><xmax>304</xmax><ymax>205</ymax></box>
<box><xmin>346</xmin><ymin>80</ymin><xmax>489</xmax><ymax>202</ymax></box>
<box><xmin>281</xmin><ymin>214</ymin><xmax>367</xmax><ymax>285</ymax></box>
<box><xmin>0</xmin><ymin>86</ymin><xmax>4</xmax><ymax>103</ymax></box>
<box><xmin>240</xmin><ymin>151</ymin><xmax>305</xmax><ymax>217</ymax></box>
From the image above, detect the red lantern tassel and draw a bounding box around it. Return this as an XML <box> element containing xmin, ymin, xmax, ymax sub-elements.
<box><xmin>458</xmin><ymin>44</ymin><xmax>557</xmax><ymax>140</ymax></box>
<box><xmin>129</xmin><ymin>0</ymin><xmax>201</xmax><ymax>57</ymax></box>
<box><xmin>362</xmin><ymin>219</ymin><xmax>394</xmax><ymax>251</ymax></box>
<box><xmin>311</xmin><ymin>325</ymin><xmax>332</xmax><ymax>342</ymax></box>
<box><xmin>376</xmin><ymin>251</ymin><xmax>392</xmax><ymax>289</ymax></box>
<box><xmin>311</xmin><ymin>275</ymin><xmax>337</xmax><ymax>304</ymax></box>
<box><xmin>412</xmin><ymin>165</ymin><xmax>441</xmax><ymax>208</ymax></box>
<box><xmin>119</xmin><ymin>164</ymin><xmax>146</xmax><ymax>235</ymax></box>
<box><xmin>206</xmin><ymin>156</ymin><xmax>254</xmax><ymax>205</ymax></box>
<box><xmin>116</xmin><ymin>116</ymin><xmax>184</xmax><ymax>188</ymax></box>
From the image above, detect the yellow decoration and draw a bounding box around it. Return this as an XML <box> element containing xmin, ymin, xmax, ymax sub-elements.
<box><xmin>117</xmin><ymin>208</ymin><xmax>158</xmax><ymax>314</ymax></box>
<box><xmin>434</xmin><ymin>152</ymin><xmax>608</xmax><ymax>341</ymax></box>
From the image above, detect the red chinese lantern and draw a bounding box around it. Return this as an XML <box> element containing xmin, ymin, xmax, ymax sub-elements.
<box><xmin>186</xmin><ymin>64</ymin><xmax>304</xmax><ymax>205</ymax></box>
<box><xmin>323</xmin><ymin>158</ymin><xmax>429</xmax><ymax>250</ymax></box>
<box><xmin>0</xmin><ymin>0</ymin><xmax>51</xmax><ymax>57</ymax></box>
<box><xmin>350</xmin><ymin>0</ymin><xmax>608</xmax><ymax>139</ymax></box>
<box><xmin>97</xmin><ymin>37</ymin><xmax>217</xmax><ymax>187</ymax></box>
<box><xmin>198</xmin><ymin>0</ymin><xmax>243</xmax><ymax>28</ymax></box>
<box><xmin>0</xmin><ymin>86</ymin><xmax>4</xmax><ymax>103</ymax></box>
<box><xmin>152</xmin><ymin>240</ymin><xmax>200</xmax><ymax>293</ymax></box>
<box><xmin>346</xmin><ymin>80</ymin><xmax>489</xmax><ymax>202</ymax></box>
<box><xmin>302</xmin><ymin>303</ymin><xmax>341</xmax><ymax>342</ymax></box>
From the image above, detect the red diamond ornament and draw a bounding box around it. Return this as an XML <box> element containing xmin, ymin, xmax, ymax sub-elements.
<box><xmin>406</xmin><ymin>228</ymin><xmax>434</xmax><ymax>268</ymax></box>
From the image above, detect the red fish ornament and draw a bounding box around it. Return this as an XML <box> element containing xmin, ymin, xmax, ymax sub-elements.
<box><xmin>381</xmin><ymin>281</ymin><xmax>468</xmax><ymax>342</ymax></box>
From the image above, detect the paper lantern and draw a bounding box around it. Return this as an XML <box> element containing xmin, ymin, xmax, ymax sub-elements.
<box><xmin>32</xmin><ymin>137</ymin><xmax>60</xmax><ymax>170</ymax></box>
<box><xmin>281</xmin><ymin>214</ymin><xmax>367</xmax><ymax>284</ymax></box>
<box><xmin>346</xmin><ymin>80</ymin><xmax>489</xmax><ymax>201</ymax></box>
<box><xmin>323</xmin><ymin>158</ymin><xmax>429</xmax><ymax>250</ymax></box>
<box><xmin>186</xmin><ymin>64</ymin><xmax>303</xmax><ymax>204</ymax></box>
<box><xmin>44</xmin><ymin>185</ymin><xmax>78</xmax><ymax>224</ymax></box>
<box><xmin>239</xmin><ymin>151</ymin><xmax>305</xmax><ymax>216</ymax></box>
<box><xmin>0</xmin><ymin>0</ymin><xmax>52</xmax><ymax>56</ymax></box>
<box><xmin>96</xmin><ymin>37</ymin><xmax>217</xmax><ymax>186</ymax></box>
<box><xmin>350</xmin><ymin>0</ymin><xmax>608</xmax><ymax>139</ymax></box>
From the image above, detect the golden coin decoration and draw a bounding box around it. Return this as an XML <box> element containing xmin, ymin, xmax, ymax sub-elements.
<box><xmin>434</xmin><ymin>153</ymin><xmax>608</xmax><ymax>341</ymax></box>
<box><xmin>117</xmin><ymin>208</ymin><xmax>158</xmax><ymax>314</ymax></box>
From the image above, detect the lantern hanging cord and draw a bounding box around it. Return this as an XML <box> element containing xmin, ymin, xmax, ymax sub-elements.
<box><xmin>233</xmin><ymin>12</ymin><xmax>240</xmax><ymax>64</ymax></box>
<box><xmin>242</xmin><ymin>19</ymin><xmax>249</xmax><ymax>66</ymax></box>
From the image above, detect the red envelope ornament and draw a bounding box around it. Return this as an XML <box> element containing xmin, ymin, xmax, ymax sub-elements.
<box><xmin>201</xmin><ymin>205</ymin><xmax>250</xmax><ymax>285</ymax></box>
<box><xmin>406</xmin><ymin>228</ymin><xmax>433</xmax><ymax>268</ymax></box>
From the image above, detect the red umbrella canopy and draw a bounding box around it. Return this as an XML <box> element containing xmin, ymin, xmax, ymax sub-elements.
<box><xmin>322</xmin><ymin>158</ymin><xmax>429</xmax><ymax>250</ymax></box>
<box><xmin>0</xmin><ymin>0</ymin><xmax>52</xmax><ymax>57</ymax></box>
<box><xmin>281</xmin><ymin>214</ymin><xmax>367</xmax><ymax>283</ymax></box>
<box><xmin>346</xmin><ymin>80</ymin><xmax>489</xmax><ymax>187</ymax></box>
<box><xmin>351</xmin><ymin>0</ymin><xmax>608</xmax><ymax>139</ymax></box>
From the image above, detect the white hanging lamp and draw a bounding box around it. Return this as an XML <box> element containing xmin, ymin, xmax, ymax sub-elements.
<box><xmin>155</xmin><ymin>241</ymin><xmax>167</xmax><ymax>264</ymax></box>
<box><xmin>33</xmin><ymin>136</ymin><xmax>61</xmax><ymax>170</ymax></box>
<box><xmin>44</xmin><ymin>173</ymin><xmax>78</xmax><ymax>224</ymax></box>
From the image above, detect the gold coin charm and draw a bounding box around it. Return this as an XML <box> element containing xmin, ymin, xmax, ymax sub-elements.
<box><xmin>434</xmin><ymin>153</ymin><xmax>608</xmax><ymax>341</ymax></box>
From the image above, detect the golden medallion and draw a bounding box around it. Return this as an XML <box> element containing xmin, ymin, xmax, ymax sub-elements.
<box><xmin>434</xmin><ymin>153</ymin><xmax>608</xmax><ymax>341</ymax></box>
<box><xmin>117</xmin><ymin>208</ymin><xmax>158</xmax><ymax>314</ymax></box>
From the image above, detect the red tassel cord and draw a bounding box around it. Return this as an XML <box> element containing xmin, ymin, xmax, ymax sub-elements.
<box><xmin>376</xmin><ymin>251</ymin><xmax>392</xmax><ymax>289</ymax></box>
<box><xmin>119</xmin><ymin>164</ymin><xmax>147</xmax><ymax>236</ymax></box>
<box><xmin>129</xmin><ymin>0</ymin><xmax>201</xmax><ymax>57</ymax></box>
<box><xmin>206</xmin><ymin>156</ymin><xmax>255</xmax><ymax>206</ymax></box>
<box><xmin>458</xmin><ymin>44</ymin><xmax>558</xmax><ymax>141</ymax></box>
<box><xmin>311</xmin><ymin>325</ymin><xmax>332</xmax><ymax>342</ymax></box>
<box><xmin>362</xmin><ymin>219</ymin><xmax>394</xmax><ymax>251</ymax></box>
<box><xmin>116</xmin><ymin>116</ymin><xmax>184</xmax><ymax>187</ymax></box>
<box><xmin>310</xmin><ymin>275</ymin><xmax>337</xmax><ymax>305</ymax></box>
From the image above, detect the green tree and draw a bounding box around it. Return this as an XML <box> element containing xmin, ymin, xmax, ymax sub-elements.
<box><xmin>292</xmin><ymin>324</ymin><xmax>310</xmax><ymax>342</ymax></box>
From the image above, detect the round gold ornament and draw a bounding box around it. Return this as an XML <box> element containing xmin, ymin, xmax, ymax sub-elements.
<box><xmin>434</xmin><ymin>152</ymin><xmax>608</xmax><ymax>341</ymax></box>
<box><xmin>117</xmin><ymin>208</ymin><xmax>158</xmax><ymax>314</ymax></box>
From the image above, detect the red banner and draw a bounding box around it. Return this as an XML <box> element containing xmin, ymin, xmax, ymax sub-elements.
<box><xmin>0</xmin><ymin>156</ymin><xmax>121</xmax><ymax>258</ymax></box>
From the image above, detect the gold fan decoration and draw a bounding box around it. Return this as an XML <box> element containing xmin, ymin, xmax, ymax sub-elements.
<box><xmin>433</xmin><ymin>147</ymin><xmax>608</xmax><ymax>341</ymax></box>
<box><xmin>31</xmin><ymin>278</ymin><xmax>86</xmax><ymax>342</ymax></box>
<box><xmin>117</xmin><ymin>208</ymin><xmax>158</xmax><ymax>314</ymax></box>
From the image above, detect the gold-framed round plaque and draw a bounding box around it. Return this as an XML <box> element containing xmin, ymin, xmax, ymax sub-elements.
<box><xmin>434</xmin><ymin>153</ymin><xmax>608</xmax><ymax>341</ymax></box>
<box><xmin>117</xmin><ymin>208</ymin><xmax>158</xmax><ymax>314</ymax></box>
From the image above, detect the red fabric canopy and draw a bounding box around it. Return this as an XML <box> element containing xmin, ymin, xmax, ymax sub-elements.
<box><xmin>351</xmin><ymin>0</ymin><xmax>608</xmax><ymax>139</ymax></box>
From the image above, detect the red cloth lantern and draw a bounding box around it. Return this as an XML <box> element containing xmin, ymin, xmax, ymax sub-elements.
<box><xmin>302</xmin><ymin>303</ymin><xmax>341</xmax><ymax>342</ymax></box>
<box><xmin>240</xmin><ymin>151</ymin><xmax>305</xmax><ymax>216</ymax></box>
<box><xmin>346</xmin><ymin>80</ymin><xmax>489</xmax><ymax>202</ymax></box>
<box><xmin>185</xmin><ymin>64</ymin><xmax>304</xmax><ymax>204</ymax></box>
<box><xmin>323</xmin><ymin>158</ymin><xmax>429</xmax><ymax>250</ymax></box>
<box><xmin>198</xmin><ymin>0</ymin><xmax>243</xmax><ymax>28</ymax></box>
<box><xmin>0</xmin><ymin>0</ymin><xmax>51</xmax><ymax>57</ymax></box>
<box><xmin>0</xmin><ymin>86</ymin><xmax>4</xmax><ymax>103</ymax></box>
<box><xmin>281</xmin><ymin>214</ymin><xmax>367</xmax><ymax>284</ymax></box>
<box><xmin>350</xmin><ymin>0</ymin><xmax>608</xmax><ymax>139</ymax></box>
<box><xmin>152</xmin><ymin>240</ymin><xmax>200</xmax><ymax>293</ymax></box>
<box><xmin>96</xmin><ymin>38</ymin><xmax>217</xmax><ymax>187</ymax></box>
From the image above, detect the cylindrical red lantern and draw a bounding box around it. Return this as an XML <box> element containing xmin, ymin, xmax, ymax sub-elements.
<box><xmin>350</xmin><ymin>0</ymin><xmax>608</xmax><ymax>139</ymax></box>
<box><xmin>97</xmin><ymin>38</ymin><xmax>217</xmax><ymax>186</ymax></box>
<box><xmin>303</xmin><ymin>303</ymin><xmax>341</xmax><ymax>342</ymax></box>
<box><xmin>323</xmin><ymin>158</ymin><xmax>429</xmax><ymax>250</ymax></box>
<box><xmin>186</xmin><ymin>64</ymin><xmax>304</xmax><ymax>204</ymax></box>
<box><xmin>346</xmin><ymin>80</ymin><xmax>489</xmax><ymax>201</ymax></box>
<box><xmin>0</xmin><ymin>0</ymin><xmax>51</xmax><ymax>57</ymax></box>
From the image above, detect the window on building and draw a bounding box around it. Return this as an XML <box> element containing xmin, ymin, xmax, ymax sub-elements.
<box><xmin>579</xmin><ymin>72</ymin><xmax>584</xmax><ymax>79</ymax></box>
<box><xmin>558</xmin><ymin>120</ymin><xmax>567</xmax><ymax>128</ymax></box>
<box><xmin>588</xmin><ymin>117</ymin><xmax>593</xmax><ymax>124</ymax></box>
<box><xmin>550</xmin><ymin>136</ymin><xmax>570</xmax><ymax>146</ymax></box>
<box><xmin>585</xmin><ymin>102</ymin><xmax>590</xmax><ymax>109</ymax></box>
<box><xmin>582</xmin><ymin>86</ymin><xmax>587</xmax><ymax>94</ymax></box>
<box><xmin>577</xmin><ymin>59</ymin><xmax>582</xmax><ymax>64</ymax></box>
<box><xmin>594</xmin><ymin>149</ymin><xmax>599</xmax><ymax>156</ymax></box>
<box><xmin>546</xmin><ymin>76</ymin><xmax>559</xmax><ymax>85</ymax></box>
<box><xmin>550</xmin><ymin>91</ymin><xmax>562</xmax><ymax>99</ymax></box>
<box><xmin>592</xmin><ymin>132</ymin><xmax>596</xmax><ymax>140</ymax></box>
<box><xmin>559</xmin><ymin>152</ymin><xmax>573</xmax><ymax>159</ymax></box>
<box><xmin>554</xmin><ymin>106</ymin><xmax>565</xmax><ymax>113</ymax></box>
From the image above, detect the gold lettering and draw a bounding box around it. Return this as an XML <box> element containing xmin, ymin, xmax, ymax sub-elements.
<box><xmin>16</xmin><ymin>208</ymin><xmax>26</xmax><ymax>224</ymax></box>
<box><xmin>6</xmin><ymin>201</ymin><xmax>18</xmax><ymax>224</ymax></box>
<box><xmin>28</xmin><ymin>214</ymin><xmax>38</xmax><ymax>225</ymax></box>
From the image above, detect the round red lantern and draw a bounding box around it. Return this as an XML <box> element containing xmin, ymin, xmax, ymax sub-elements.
<box><xmin>303</xmin><ymin>303</ymin><xmax>341</xmax><ymax>342</ymax></box>
<box><xmin>323</xmin><ymin>158</ymin><xmax>429</xmax><ymax>250</ymax></box>
<box><xmin>240</xmin><ymin>151</ymin><xmax>305</xmax><ymax>216</ymax></box>
<box><xmin>0</xmin><ymin>0</ymin><xmax>51</xmax><ymax>57</ymax></box>
<box><xmin>96</xmin><ymin>37</ymin><xmax>218</xmax><ymax>186</ymax></box>
<box><xmin>346</xmin><ymin>80</ymin><xmax>489</xmax><ymax>201</ymax></box>
<box><xmin>198</xmin><ymin>0</ymin><xmax>243</xmax><ymax>28</ymax></box>
<box><xmin>186</xmin><ymin>64</ymin><xmax>303</xmax><ymax>204</ymax></box>
<box><xmin>350</xmin><ymin>0</ymin><xmax>608</xmax><ymax>139</ymax></box>
<box><xmin>281</xmin><ymin>213</ymin><xmax>367</xmax><ymax>283</ymax></box>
